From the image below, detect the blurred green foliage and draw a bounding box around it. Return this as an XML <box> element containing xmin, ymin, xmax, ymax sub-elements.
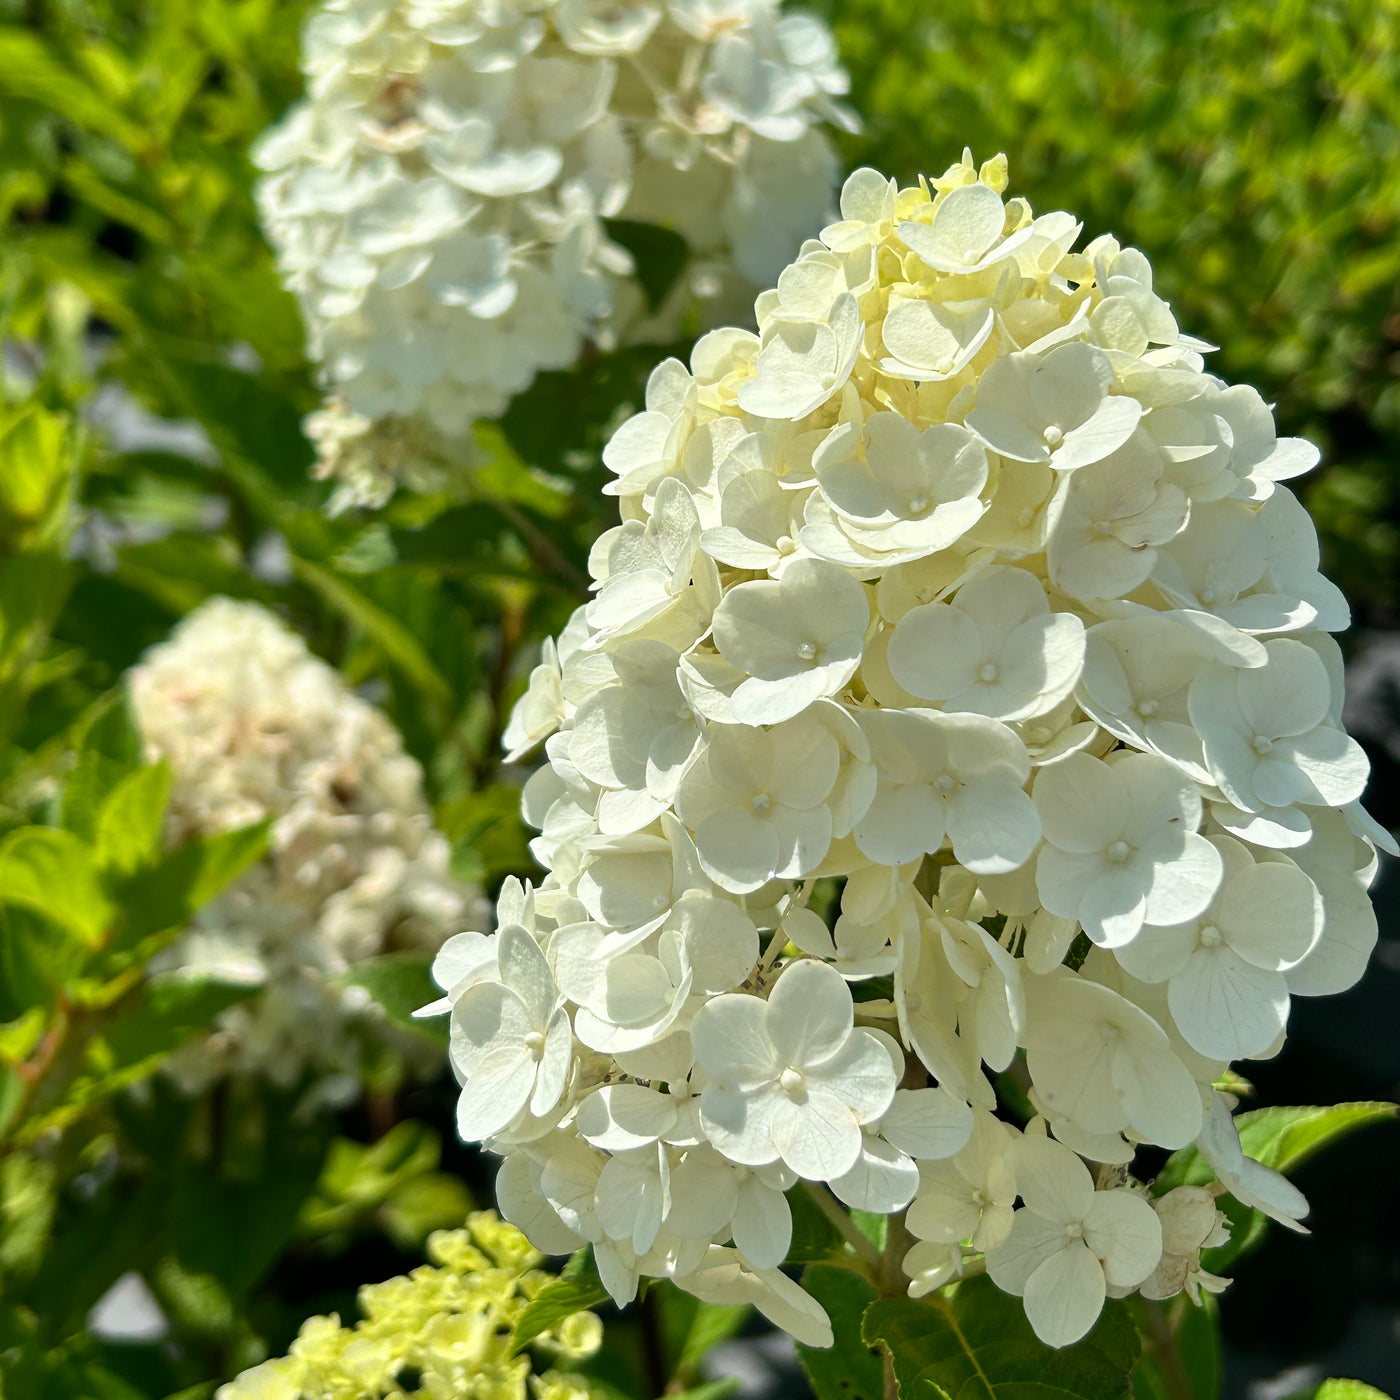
<box><xmin>813</xmin><ymin>0</ymin><xmax>1400</xmax><ymax>614</ymax></box>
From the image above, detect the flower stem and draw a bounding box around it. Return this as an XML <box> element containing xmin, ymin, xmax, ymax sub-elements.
<box><xmin>801</xmin><ymin>1182</ymin><xmax>881</xmax><ymax>1270</ymax></box>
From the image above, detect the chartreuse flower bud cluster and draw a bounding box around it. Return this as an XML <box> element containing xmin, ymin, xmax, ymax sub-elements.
<box><xmin>130</xmin><ymin>598</ymin><xmax>484</xmax><ymax>1105</ymax></box>
<box><xmin>255</xmin><ymin>0</ymin><xmax>854</xmax><ymax>507</ymax></box>
<box><xmin>426</xmin><ymin>152</ymin><xmax>1385</xmax><ymax>1349</ymax></box>
<box><xmin>218</xmin><ymin>1212</ymin><xmax>602</xmax><ymax>1400</ymax></box>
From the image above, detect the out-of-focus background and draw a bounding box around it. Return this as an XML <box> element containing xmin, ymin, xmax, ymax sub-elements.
<box><xmin>1</xmin><ymin>0</ymin><xmax>1397</xmax><ymax>1394</ymax></box>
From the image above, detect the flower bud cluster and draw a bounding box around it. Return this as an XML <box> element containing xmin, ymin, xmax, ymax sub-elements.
<box><xmin>255</xmin><ymin>0</ymin><xmax>854</xmax><ymax>506</ymax></box>
<box><xmin>434</xmin><ymin>153</ymin><xmax>1384</xmax><ymax>1347</ymax></box>
<box><xmin>217</xmin><ymin>1211</ymin><xmax>602</xmax><ymax>1400</ymax></box>
<box><xmin>130</xmin><ymin>597</ymin><xmax>484</xmax><ymax>1104</ymax></box>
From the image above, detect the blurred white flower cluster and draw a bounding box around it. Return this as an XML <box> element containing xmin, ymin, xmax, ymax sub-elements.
<box><xmin>130</xmin><ymin>597</ymin><xmax>483</xmax><ymax>1106</ymax></box>
<box><xmin>430</xmin><ymin>153</ymin><xmax>1386</xmax><ymax>1348</ymax></box>
<box><xmin>255</xmin><ymin>0</ymin><xmax>853</xmax><ymax>507</ymax></box>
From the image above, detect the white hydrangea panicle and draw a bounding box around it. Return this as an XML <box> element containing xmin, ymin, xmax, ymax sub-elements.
<box><xmin>435</xmin><ymin>153</ymin><xmax>1381</xmax><ymax>1346</ymax></box>
<box><xmin>256</xmin><ymin>0</ymin><xmax>854</xmax><ymax>506</ymax></box>
<box><xmin>129</xmin><ymin>597</ymin><xmax>484</xmax><ymax>1103</ymax></box>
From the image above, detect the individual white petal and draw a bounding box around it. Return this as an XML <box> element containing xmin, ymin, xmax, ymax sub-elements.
<box><xmin>879</xmin><ymin>1088</ymin><xmax>974</xmax><ymax>1160</ymax></box>
<box><xmin>1168</xmin><ymin>948</ymin><xmax>1289</xmax><ymax>1061</ymax></box>
<box><xmin>692</xmin><ymin>993</ymin><xmax>779</xmax><ymax>1089</ymax></box>
<box><xmin>732</xmin><ymin>1177</ymin><xmax>792</xmax><ymax>1268</ymax></box>
<box><xmin>1013</xmin><ymin>1134</ymin><xmax>1094</xmax><ymax>1225</ymax></box>
<box><xmin>986</xmin><ymin>1211</ymin><xmax>1070</xmax><ymax>1295</ymax></box>
<box><xmin>1082</xmin><ymin>1189</ymin><xmax>1163</xmax><ymax>1288</ymax></box>
<box><xmin>455</xmin><ymin>1044</ymin><xmax>534</xmax><ymax>1140</ymax></box>
<box><xmin>767</xmin><ymin>958</ymin><xmax>856</xmax><ymax>1067</ymax></box>
<box><xmin>1023</xmin><ymin>1240</ymin><xmax>1107</xmax><ymax>1347</ymax></box>
<box><xmin>768</xmin><ymin>1085</ymin><xmax>864</xmax><ymax>1180</ymax></box>
<box><xmin>829</xmin><ymin>1135</ymin><xmax>919</xmax><ymax>1212</ymax></box>
<box><xmin>578</xmin><ymin>1083</ymin><xmax>681</xmax><ymax>1152</ymax></box>
<box><xmin>946</xmin><ymin>778</ymin><xmax>1041</xmax><ymax>874</ymax></box>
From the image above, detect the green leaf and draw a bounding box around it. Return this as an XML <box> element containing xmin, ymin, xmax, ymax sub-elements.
<box><xmin>338</xmin><ymin>952</ymin><xmax>447</xmax><ymax>1048</ymax></box>
<box><xmin>0</xmin><ymin>403</ymin><xmax>71</xmax><ymax>529</ymax></box>
<box><xmin>1128</xmin><ymin>1296</ymin><xmax>1221</xmax><ymax>1400</ymax></box>
<box><xmin>796</xmin><ymin>1266</ymin><xmax>882</xmax><ymax>1400</ymax></box>
<box><xmin>290</xmin><ymin>556</ymin><xmax>454</xmax><ymax>714</ymax></box>
<box><xmin>510</xmin><ymin>1248</ymin><xmax>610</xmax><ymax>1353</ymax></box>
<box><xmin>652</xmin><ymin>1282</ymin><xmax>749</xmax><ymax>1384</ymax></box>
<box><xmin>116</xmin><ymin>819</ymin><xmax>271</xmax><ymax>945</ymax></box>
<box><xmin>0</xmin><ymin>33</ymin><xmax>147</xmax><ymax>152</ymax></box>
<box><xmin>94</xmin><ymin>761</ymin><xmax>171</xmax><ymax>877</ymax></box>
<box><xmin>603</xmin><ymin>220</ymin><xmax>690</xmax><ymax>312</ymax></box>
<box><xmin>785</xmin><ymin>1183</ymin><xmax>847</xmax><ymax>1265</ymax></box>
<box><xmin>0</xmin><ymin>905</ymin><xmax>85</xmax><ymax>1017</ymax></box>
<box><xmin>299</xmin><ymin>1121</ymin><xmax>470</xmax><ymax>1248</ymax></box>
<box><xmin>1310</xmin><ymin>1383</ymin><xmax>1393</xmax><ymax>1400</ymax></box>
<box><xmin>61</xmin><ymin>697</ymin><xmax>145</xmax><ymax>844</ymax></box>
<box><xmin>0</xmin><ymin>826</ymin><xmax>113</xmax><ymax>946</ymax></box>
<box><xmin>862</xmin><ymin>1276</ymin><xmax>1140</xmax><ymax>1400</ymax></box>
<box><xmin>1233</xmin><ymin>1102</ymin><xmax>1397</xmax><ymax>1177</ymax></box>
<box><xmin>98</xmin><ymin>974</ymin><xmax>260</xmax><ymax>1081</ymax></box>
<box><xmin>665</xmin><ymin>1382</ymin><xmax>741</xmax><ymax>1400</ymax></box>
<box><xmin>1153</xmin><ymin>1101</ymin><xmax>1395</xmax><ymax>1266</ymax></box>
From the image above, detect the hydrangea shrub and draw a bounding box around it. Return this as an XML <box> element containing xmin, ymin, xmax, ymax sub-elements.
<box><xmin>130</xmin><ymin>597</ymin><xmax>485</xmax><ymax>1104</ymax></box>
<box><xmin>255</xmin><ymin>0</ymin><xmax>855</xmax><ymax>506</ymax></box>
<box><xmin>432</xmin><ymin>152</ymin><xmax>1386</xmax><ymax>1348</ymax></box>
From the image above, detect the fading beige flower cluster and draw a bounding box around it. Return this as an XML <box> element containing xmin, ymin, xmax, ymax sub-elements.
<box><xmin>434</xmin><ymin>153</ymin><xmax>1384</xmax><ymax>1348</ymax></box>
<box><xmin>218</xmin><ymin>1212</ymin><xmax>601</xmax><ymax>1400</ymax></box>
<box><xmin>255</xmin><ymin>0</ymin><xmax>854</xmax><ymax>507</ymax></box>
<box><xmin>130</xmin><ymin>597</ymin><xmax>484</xmax><ymax>1104</ymax></box>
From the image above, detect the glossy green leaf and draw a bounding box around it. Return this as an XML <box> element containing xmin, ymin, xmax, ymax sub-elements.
<box><xmin>862</xmin><ymin>1276</ymin><xmax>1140</xmax><ymax>1400</ymax></box>
<box><xmin>1155</xmin><ymin>1102</ymin><xmax>1396</xmax><ymax>1194</ymax></box>
<box><xmin>510</xmin><ymin>1248</ymin><xmax>610</xmax><ymax>1353</ymax></box>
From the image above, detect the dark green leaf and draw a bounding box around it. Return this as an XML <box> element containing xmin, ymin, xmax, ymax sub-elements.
<box><xmin>99</xmin><ymin>974</ymin><xmax>260</xmax><ymax>1081</ymax></box>
<box><xmin>603</xmin><ymin>220</ymin><xmax>691</xmax><ymax>312</ymax></box>
<box><xmin>797</xmin><ymin>1266</ymin><xmax>882</xmax><ymax>1400</ymax></box>
<box><xmin>653</xmin><ymin>1281</ymin><xmax>749</xmax><ymax>1384</ymax></box>
<box><xmin>1128</xmin><ymin>1296</ymin><xmax>1221</xmax><ymax>1400</ymax></box>
<box><xmin>862</xmin><ymin>1276</ymin><xmax>1140</xmax><ymax>1400</ymax></box>
<box><xmin>291</xmin><ymin>557</ymin><xmax>454</xmax><ymax>714</ymax></box>
<box><xmin>785</xmin><ymin>1184</ymin><xmax>848</xmax><ymax>1265</ymax></box>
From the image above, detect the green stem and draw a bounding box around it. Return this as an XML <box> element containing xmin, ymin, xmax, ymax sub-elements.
<box><xmin>802</xmin><ymin>1183</ymin><xmax>882</xmax><ymax>1270</ymax></box>
<box><xmin>1140</xmin><ymin>1299</ymin><xmax>1194</xmax><ymax>1400</ymax></box>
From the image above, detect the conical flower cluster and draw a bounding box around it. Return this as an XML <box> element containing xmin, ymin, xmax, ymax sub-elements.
<box><xmin>433</xmin><ymin>153</ymin><xmax>1385</xmax><ymax>1347</ymax></box>
<box><xmin>255</xmin><ymin>0</ymin><xmax>853</xmax><ymax>506</ymax></box>
<box><xmin>130</xmin><ymin>597</ymin><xmax>484</xmax><ymax>1105</ymax></box>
